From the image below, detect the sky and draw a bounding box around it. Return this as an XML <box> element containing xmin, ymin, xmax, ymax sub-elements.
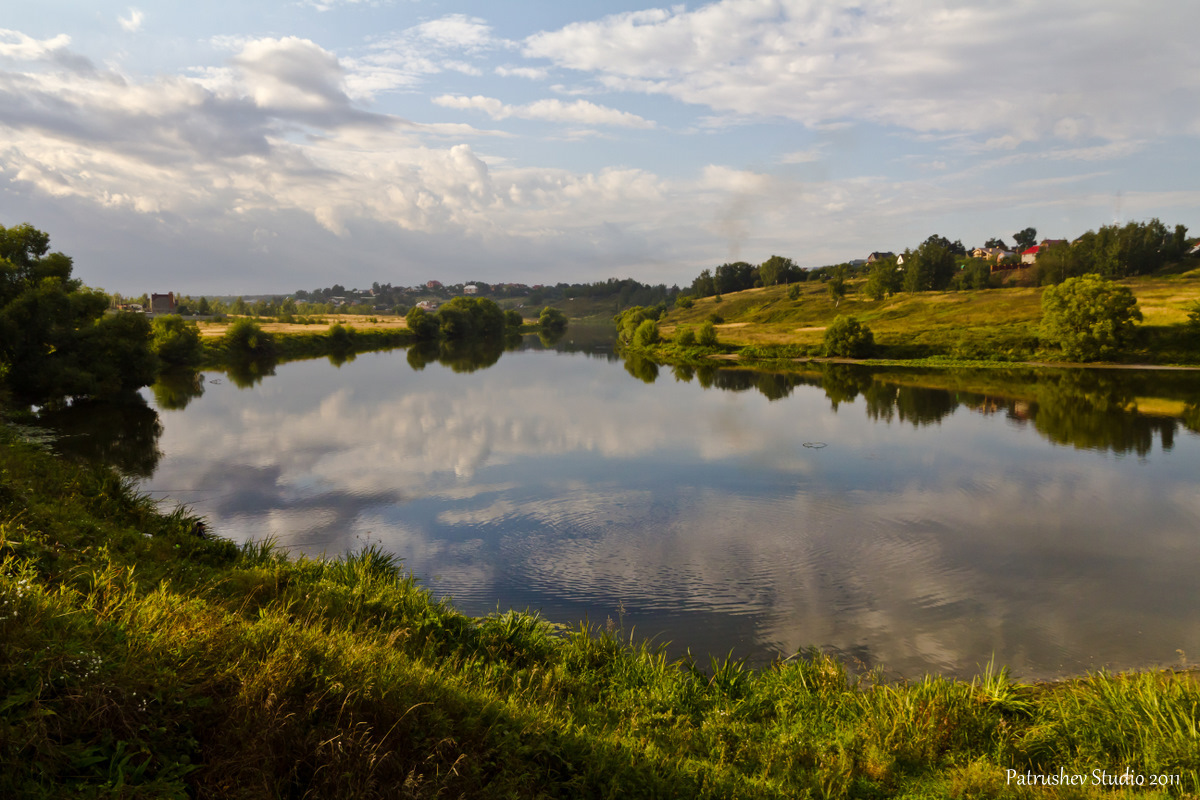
<box><xmin>2</xmin><ymin>1</ymin><xmax>1198</xmax><ymax>294</ymax></box>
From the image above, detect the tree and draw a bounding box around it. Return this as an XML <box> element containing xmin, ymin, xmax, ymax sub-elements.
<box><xmin>1039</xmin><ymin>274</ymin><xmax>1142</xmax><ymax>361</ymax></box>
<box><xmin>504</xmin><ymin>309</ymin><xmax>524</xmax><ymax>329</ymax></box>
<box><xmin>405</xmin><ymin>306</ymin><xmax>439</xmax><ymax>339</ymax></box>
<box><xmin>436</xmin><ymin>297</ymin><xmax>505</xmax><ymax>340</ymax></box>
<box><xmin>865</xmin><ymin>255</ymin><xmax>900</xmax><ymax>300</ymax></box>
<box><xmin>959</xmin><ymin>259</ymin><xmax>992</xmax><ymax>291</ymax></box>
<box><xmin>759</xmin><ymin>255</ymin><xmax>797</xmax><ymax>287</ymax></box>
<box><xmin>823</xmin><ymin>315</ymin><xmax>874</xmax><ymax>358</ymax></box>
<box><xmin>1</xmin><ymin>222</ymin><xmax>157</xmax><ymax>403</ymax></box>
<box><xmin>696</xmin><ymin>321</ymin><xmax>719</xmax><ymax>347</ymax></box>
<box><xmin>1013</xmin><ymin>227</ymin><xmax>1038</xmax><ymax>251</ymax></box>
<box><xmin>984</xmin><ymin>237</ymin><xmax>1008</xmax><ymax>249</ymax></box>
<box><xmin>827</xmin><ymin>264</ymin><xmax>848</xmax><ymax>306</ymax></box>
<box><xmin>674</xmin><ymin>327</ymin><xmax>696</xmax><ymax>346</ymax></box>
<box><xmin>539</xmin><ymin>306</ymin><xmax>568</xmax><ymax>333</ymax></box>
<box><xmin>910</xmin><ymin>235</ymin><xmax>960</xmax><ymax>291</ymax></box>
<box><xmin>223</xmin><ymin>318</ymin><xmax>275</xmax><ymax>359</ymax></box>
<box><xmin>1034</xmin><ymin>241</ymin><xmax>1083</xmax><ymax>285</ymax></box>
<box><xmin>151</xmin><ymin>314</ymin><xmax>204</xmax><ymax>367</ymax></box>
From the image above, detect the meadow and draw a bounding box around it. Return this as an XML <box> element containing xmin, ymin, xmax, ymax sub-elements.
<box><xmin>660</xmin><ymin>267</ymin><xmax>1200</xmax><ymax>365</ymax></box>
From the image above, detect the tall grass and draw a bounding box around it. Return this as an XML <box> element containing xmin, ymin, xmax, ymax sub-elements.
<box><xmin>3</xmin><ymin>425</ymin><xmax>1199</xmax><ymax>798</ymax></box>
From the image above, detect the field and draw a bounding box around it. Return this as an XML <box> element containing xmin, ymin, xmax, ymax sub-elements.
<box><xmin>194</xmin><ymin>313</ymin><xmax>411</xmax><ymax>337</ymax></box>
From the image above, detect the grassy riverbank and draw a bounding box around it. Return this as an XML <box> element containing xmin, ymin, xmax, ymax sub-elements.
<box><xmin>2</xmin><ymin>426</ymin><xmax>1199</xmax><ymax>798</ymax></box>
<box><xmin>661</xmin><ymin>268</ymin><xmax>1200</xmax><ymax>365</ymax></box>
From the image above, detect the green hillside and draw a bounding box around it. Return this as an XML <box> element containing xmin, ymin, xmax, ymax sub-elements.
<box><xmin>660</xmin><ymin>267</ymin><xmax>1200</xmax><ymax>363</ymax></box>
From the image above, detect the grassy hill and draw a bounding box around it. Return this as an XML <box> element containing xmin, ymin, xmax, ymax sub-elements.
<box><xmin>661</xmin><ymin>266</ymin><xmax>1200</xmax><ymax>364</ymax></box>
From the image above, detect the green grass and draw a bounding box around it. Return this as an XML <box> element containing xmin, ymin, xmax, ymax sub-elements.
<box><xmin>2</xmin><ymin>423</ymin><xmax>1199</xmax><ymax>798</ymax></box>
<box><xmin>663</xmin><ymin>267</ymin><xmax>1200</xmax><ymax>365</ymax></box>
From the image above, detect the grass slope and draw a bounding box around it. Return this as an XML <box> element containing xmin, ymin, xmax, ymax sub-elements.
<box><xmin>663</xmin><ymin>268</ymin><xmax>1200</xmax><ymax>364</ymax></box>
<box><xmin>2</xmin><ymin>425</ymin><xmax>1199</xmax><ymax>798</ymax></box>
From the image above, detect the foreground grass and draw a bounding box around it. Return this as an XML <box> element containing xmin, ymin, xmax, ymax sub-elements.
<box><xmin>663</xmin><ymin>267</ymin><xmax>1200</xmax><ymax>364</ymax></box>
<box><xmin>2</xmin><ymin>427</ymin><xmax>1199</xmax><ymax>798</ymax></box>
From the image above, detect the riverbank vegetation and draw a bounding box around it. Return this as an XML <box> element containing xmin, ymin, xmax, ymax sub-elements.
<box><xmin>1</xmin><ymin>426</ymin><xmax>1198</xmax><ymax>798</ymax></box>
<box><xmin>645</xmin><ymin>263</ymin><xmax>1199</xmax><ymax>366</ymax></box>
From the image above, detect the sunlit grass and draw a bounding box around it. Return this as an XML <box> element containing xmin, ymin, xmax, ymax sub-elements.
<box><xmin>3</xmin><ymin>423</ymin><xmax>1199</xmax><ymax>798</ymax></box>
<box><xmin>664</xmin><ymin>268</ymin><xmax>1200</xmax><ymax>365</ymax></box>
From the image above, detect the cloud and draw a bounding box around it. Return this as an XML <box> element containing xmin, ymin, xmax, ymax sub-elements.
<box><xmin>344</xmin><ymin>14</ymin><xmax>509</xmax><ymax>98</ymax></box>
<box><xmin>118</xmin><ymin>8</ymin><xmax>144</xmax><ymax>33</ymax></box>
<box><xmin>523</xmin><ymin>0</ymin><xmax>1200</xmax><ymax>143</ymax></box>
<box><xmin>433</xmin><ymin>94</ymin><xmax>655</xmax><ymax>129</ymax></box>
<box><xmin>495</xmin><ymin>65</ymin><xmax>548</xmax><ymax>80</ymax></box>
<box><xmin>0</xmin><ymin>29</ymin><xmax>72</xmax><ymax>60</ymax></box>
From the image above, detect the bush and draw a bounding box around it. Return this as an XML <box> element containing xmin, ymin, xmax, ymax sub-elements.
<box><xmin>223</xmin><ymin>318</ymin><xmax>275</xmax><ymax>358</ymax></box>
<box><xmin>631</xmin><ymin>319</ymin><xmax>659</xmax><ymax>347</ymax></box>
<box><xmin>787</xmin><ymin>284</ymin><xmax>801</xmax><ymax>301</ymax></box>
<box><xmin>823</xmin><ymin>316</ymin><xmax>874</xmax><ymax>358</ymax></box>
<box><xmin>697</xmin><ymin>321</ymin><xmax>718</xmax><ymax>347</ymax></box>
<box><xmin>539</xmin><ymin>306</ymin><xmax>567</xmax><ymax>332</ymax></box>
<box><xmin>674</xmin><ymin>327</ymin><xmax>696</xmax><ymax>346</ymax></box>
<box><xmin>151</xmin><ymin>314</ymin><xmax>203</xmax><ymax>367</ymax></box>
<box><xmin>675</xmin><ymin>295</ymin><xmax>694</xmax><ymax>310</ymax></box>
<box><xmin>405</xmin><ymin>306</ymin><xmax>439</xmax><ymax>339</ymax></box>
<box><xmin>504</xmin><ymin>309</ymin><xmax>524</xmax><ymax>328</ymax></box>
<box><xmin>1038</xmin><ymin>274</ymin><xmax>1142</xmax><ymax>361</ymax></box>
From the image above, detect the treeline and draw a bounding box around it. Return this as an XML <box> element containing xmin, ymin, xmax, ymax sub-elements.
<box><xmin>0</xmin><ymin>223</ymin><xmax>418</xmax><ymax>406</ymax></box>
<box><xmin>404</xmin><ymin>297</ymin><xmax>565</xmax><ymax>342</ymax></box>
<box><xmin>290</xmin><ymin>277</ymin><xmax>677</xmax><ymax>315</ymax></box>
<box><xmin>680</xmin><ymin>219</ymin><xmax>1194</xmax><ymax>304</ymax></box>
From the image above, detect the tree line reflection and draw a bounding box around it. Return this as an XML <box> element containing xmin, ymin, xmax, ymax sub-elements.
<box><xmin>654</xmin><ymin>360</ymin><xmax>1200</xmax><ymax>457</ymax></box>
<box><xmin>24</xmin><ymin>342</ymin><xmax>1200</xmax><ymax>480</ymax></box>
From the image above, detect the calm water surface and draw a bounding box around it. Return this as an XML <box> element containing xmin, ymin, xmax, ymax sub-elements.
<box><xmin>95</xmin><ymin>336</ymin><xmax>1200</xmax><ymax>679</ymax></box>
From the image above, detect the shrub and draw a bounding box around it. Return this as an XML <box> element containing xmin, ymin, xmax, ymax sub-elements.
<box><xmin>405</xmin><ymin>306</ymin><xmax>439</xmax><ymax>339</ymax></box>
<box><xmin>223</xmin><ymin>318</ymin><xmax>274</xmax><ymax>358</ymax></box>
<box><xmin>631</xmin><ymin>319</ymin><xmax>659</xmax><ymax>348</ymax></box>
<box><xmin>697</xmin><ymin>321</ymin><xmax>718</xmax><ymax>347</ymax></box>
<box><xmin>504</xmin><ymin>309</ymin><xmax>524</xmax><ymax>328</ymax></box>
<box><xmin>675</xmin><ymin>295</ymin><xmax>694</xmax><ymax>310</ymax></box>
<box><xmin>151</xmin><ymin>314</ymin><xmax>203</xmax><ymax>367</ymax></box>
<box><xmin>539</xmin><ymin>306</ymin><xmax>568</xmax><ymax>332</ymax></box>
<box><xmin>787</xmin><ymin>284</ymin><xmax>801</xmax><ymax>301</ymax></box>
<box><xmin>674</xmin><ymin>327</ymin><xmax>696</xmax><ymax>346</ymax></box>
<box><xmin>823</xmin><ymin>316</ymin><xmax>874</xmax><ymax>358</ymax></box>
<box><xmin>328</xmin><ymin>322</ymin><xmax>355</xmax><ymax>350</ymax></box>
<box><xmin>1038</xmin><ymin>274</ymin><xmax>1142</xmax><ymax>361</ymax></box>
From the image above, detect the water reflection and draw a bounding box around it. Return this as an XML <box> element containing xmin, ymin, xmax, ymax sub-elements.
<box><xmin>122</xmin><ymin>344</ymin><xmax>1200</xmax><ymax>680</ymax></box>
<box><xmin>150</xmin><ymin>369</ymin><xmax>205</xmax><ymax>411</ymax></box>
<box><xmin>661</xmin><ymin>359</ymin><xmax>1197</xmax><ymax>457</ymax></box>
<box><xmin>36</xmin><ymin>395</ymin><xmax>163</xmax><ymax>478</ymax></box>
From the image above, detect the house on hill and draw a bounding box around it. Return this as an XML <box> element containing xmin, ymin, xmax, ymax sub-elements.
<box><xmin>866</xmin><ymin>251</ymin><xmax>895</xmax><ymax>263</ymax></box>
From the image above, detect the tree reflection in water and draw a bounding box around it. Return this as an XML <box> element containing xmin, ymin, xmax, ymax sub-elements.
<box><xmin>35</xmin><ymin>396</ymin><xmax>163</xmax><ymax>478</ymax></box>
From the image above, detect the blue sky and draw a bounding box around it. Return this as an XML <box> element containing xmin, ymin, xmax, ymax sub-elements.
<box><xmin>2</xmin><ymin>1</ymin><xmax>1198</xmax><ymax>294</ymax></box>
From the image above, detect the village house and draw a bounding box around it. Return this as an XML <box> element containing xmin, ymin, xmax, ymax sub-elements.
<box><xmin>149</xmin><ymin>292</ymin><xmax>176</xmax><ymax>313</ymax></box>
